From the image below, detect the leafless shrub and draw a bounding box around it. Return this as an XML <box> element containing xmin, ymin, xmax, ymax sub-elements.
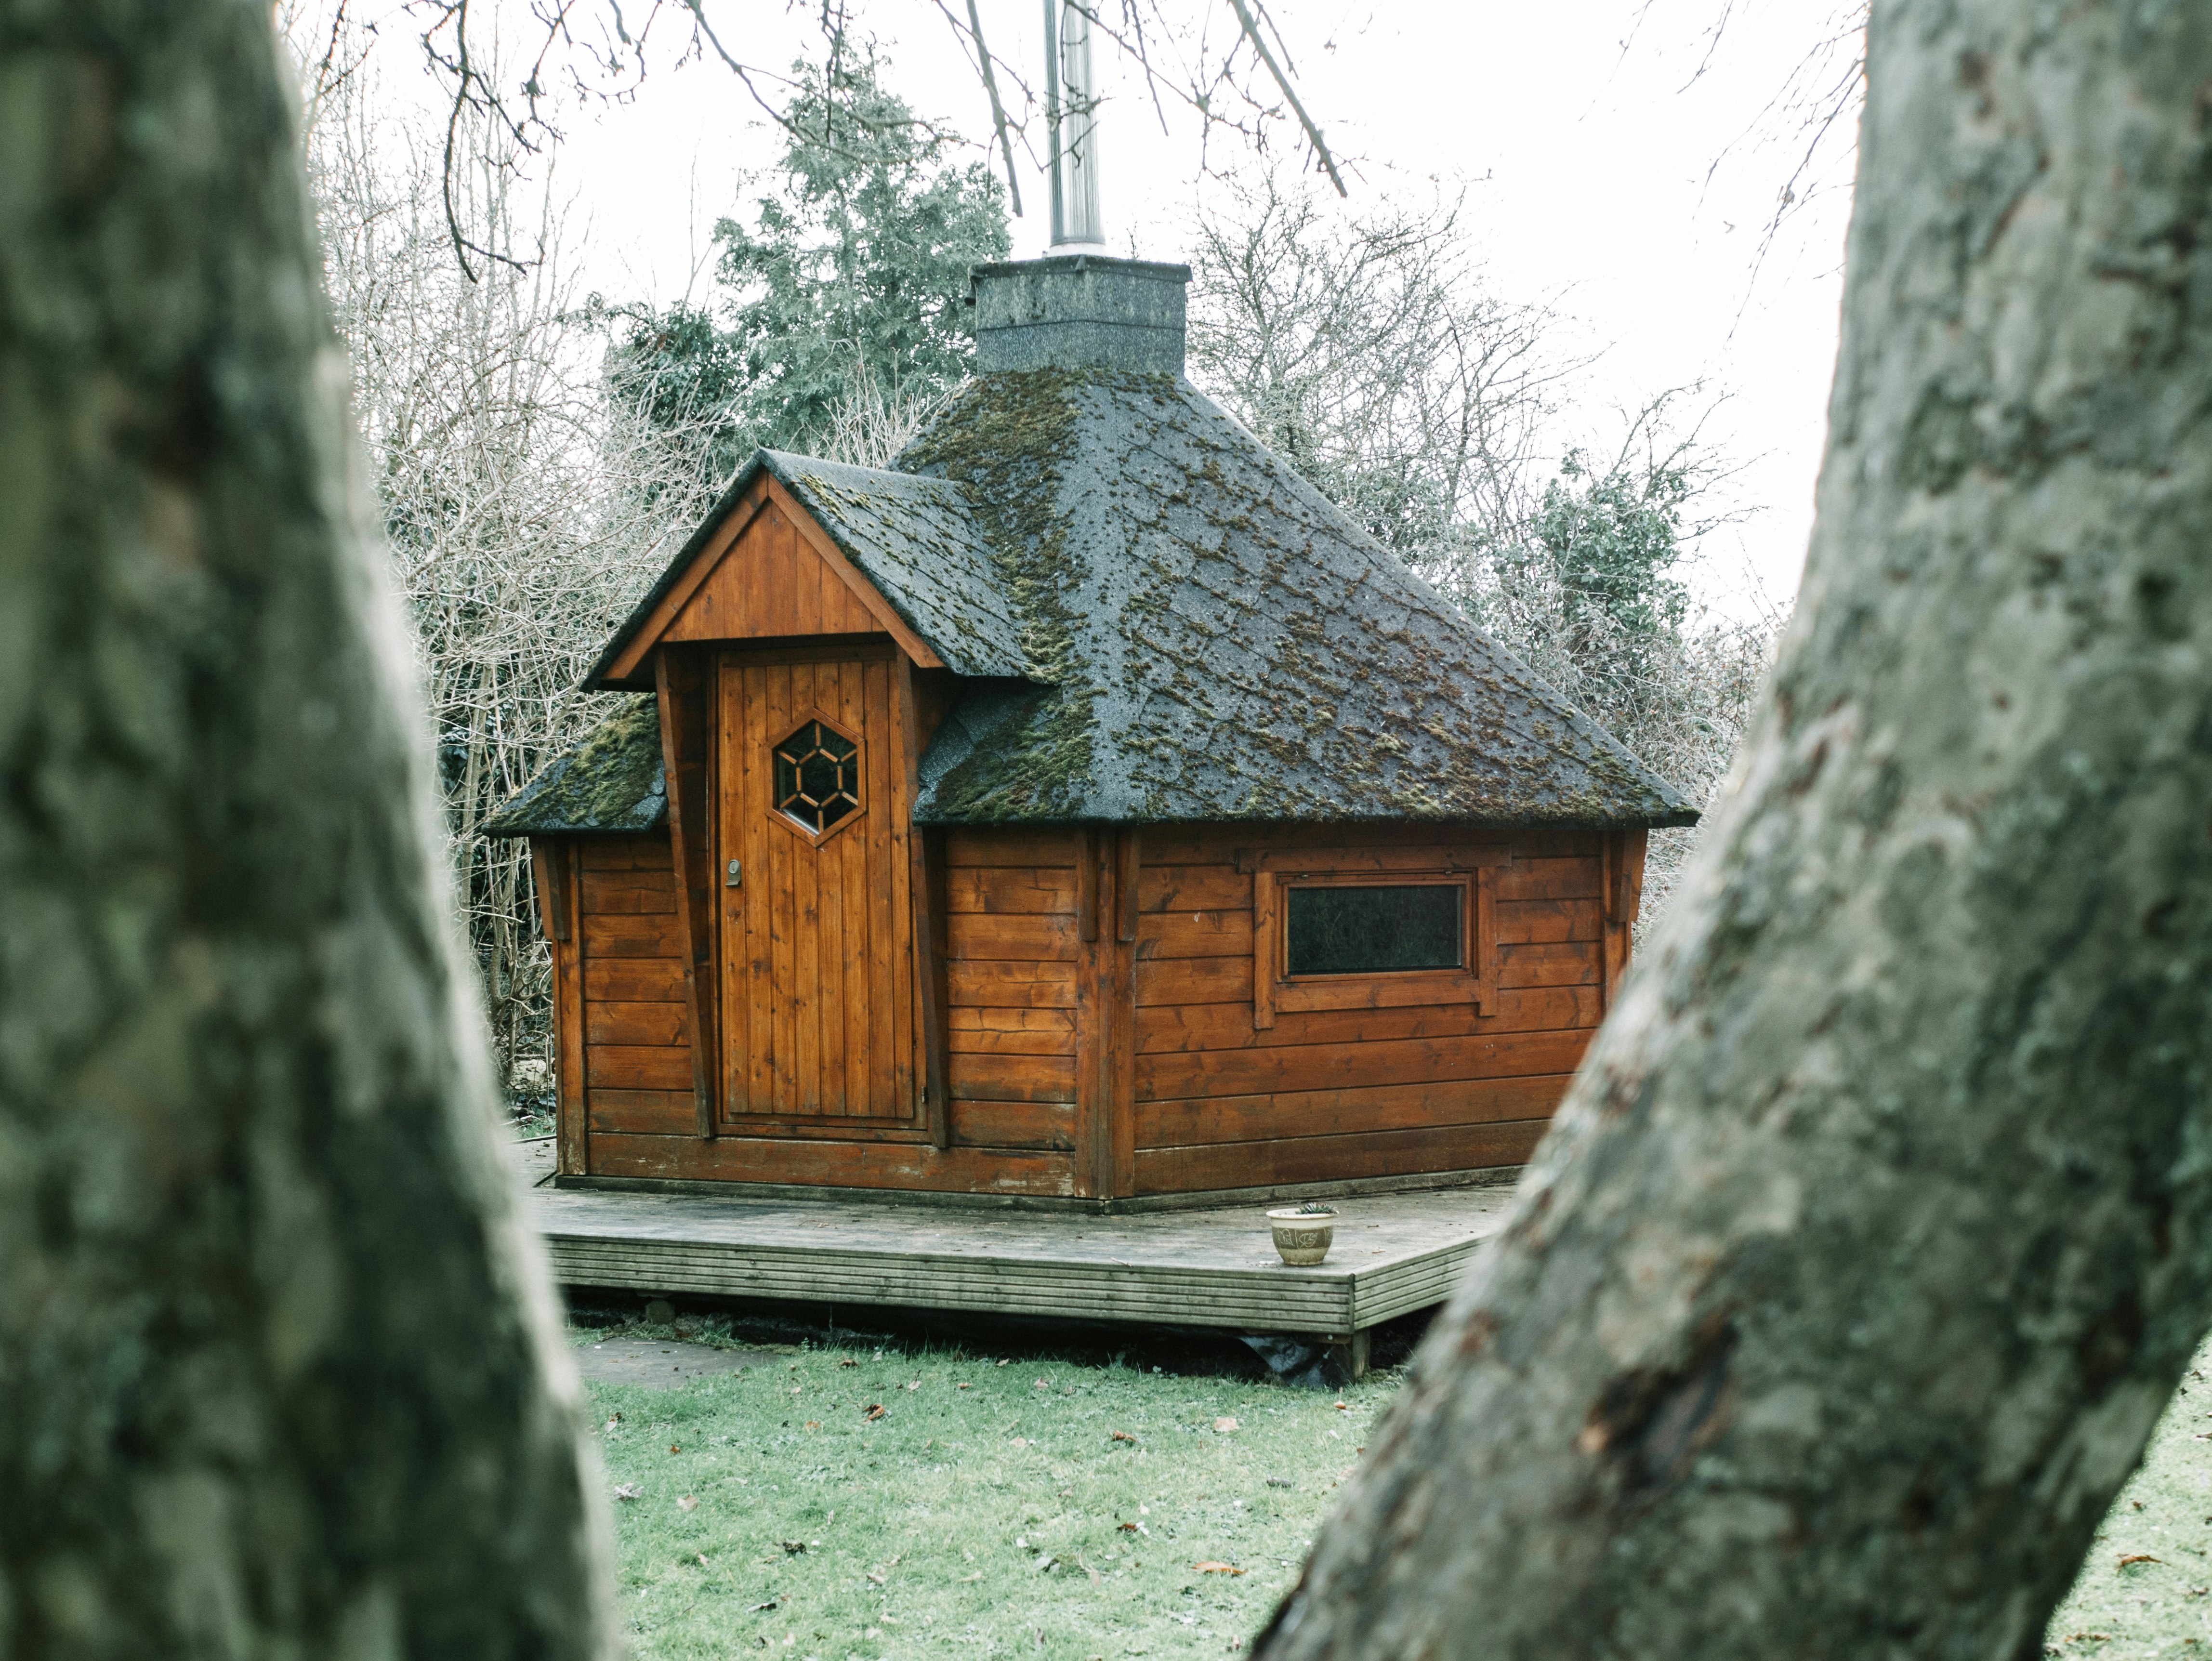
<box><xmin>819</xmin><ymin>367</ymin><xmax>948</xmax><ymax>469</ymax></box>
<box><xmin>1187</xmin><ymin>166</ymin><xmax>1573</xmax><ymax>567</ymax></box>
<box><xmin>297</xmin><ymin>14</ymin><xmax>723</xmax><ymax>1089</ymax></box>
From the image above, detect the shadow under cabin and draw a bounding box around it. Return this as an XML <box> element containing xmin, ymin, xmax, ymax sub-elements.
<box><xmin>484</xmin><ymin>253</ymin><xmax>1698</xmax><ymax>1213</ymax></box>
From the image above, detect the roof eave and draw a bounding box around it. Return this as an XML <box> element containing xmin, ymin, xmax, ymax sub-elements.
<box><xmin>581</xmin><ymin>454</ymin><xmax>774</xmax><ymax>692</ymax></box>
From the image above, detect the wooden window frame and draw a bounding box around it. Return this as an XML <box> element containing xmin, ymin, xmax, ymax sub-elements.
<box><xmin>1241</xmin><ymin>846</ymin><xmax>1506</xmax><ymax>1030</ymax></box>
<box><xmin>767</xmin><ymin>707</ymin><xmax>869</xmax><ymax>848</ymax></box>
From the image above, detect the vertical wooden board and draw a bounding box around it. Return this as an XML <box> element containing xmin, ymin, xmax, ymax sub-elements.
<box><xmin>655</xmin><ymin>648</ymin><xmax>715</xmax><ymax>1139</ymax></box>
<box><xmin>762</xmin><ymin>506</ymin><xmax>793</xmax><ymax>638</ymax></box>
<box><xmin>796</xmin><ymin>654</ymin><xmax>831</xmax><ymax>1110</ymax></box>
<box><xmin>838</xmin><ymin>659</ymin><xmax>871</xmax><ymax>1116</ymax></box>
<box><xmin>815</xmin><ymin>662</ymin><xmax>848</xmax><ymax>1116</ymax></box>
<box><xmin>1477</xmin><ymin>866</ymin><xmax>1500</xmax><ymax>1015</ymax></box>
<box><xmin>867</xmin><ymin>659</ymin><xmax>900</xmax><ymax>1115</ymax></box>
<box><xmin>1073</xmin><ymin>834</ymin><xmax>1105</xmax><ymax>1196</ymax></box>
<box><xmin>1108</xmin><ymin>918</ymin><xmax>1139</xmax><ymax>1198</ymax></box>
<box><xmin>745</xmin><ymin>663</ymin><xmax>773</xmax><ymax>1116</ymax></box>
<box><xmin>555</xmin><ymin>840</ymin><xmax>589</xmax><ymax>1176</ymax></box>
<box><xmin>766</xmin><ymin>663</ymin><xmax>796</xmax><ymax>1114</ymax></box>
<box><xmin>1251</xmin><ymin>869</ymin><xmax>1277</xmax><ymax>1031</ymax></box>
<box><xmin>882</xmin><ymin>659</ymin><xmax>918</xmax><ymax>1111</ymax></box>
<box><xmin>716</xmin><ymin>658</ymin><xmax>749</xmax><ymax>1118</ymax></box>
<box><xmin>1078</xmin><ymin>828</ymin><xmax>1100</xmax><ymax>942</ymax></box>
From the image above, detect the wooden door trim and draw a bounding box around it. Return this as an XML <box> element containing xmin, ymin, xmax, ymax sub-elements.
<box><xmin>898</xmin><ymin>655</ymin><xmax>953</xmax><ymax>1148</ymax></box>
<box><xmin>552</xmin><ymin>838</ymin><xmax>588</xmax><ymax>1177</ymax></box>
<box><xmin>656</xmin><ymin>648</ymin><xmax>720</xmax><ymax>1139</ymax></box>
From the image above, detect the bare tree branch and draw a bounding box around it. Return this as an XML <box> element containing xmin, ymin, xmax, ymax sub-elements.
<box><xmin>1225</xmin><ymin>0</ymin><xmax>1344</xmax><ymax>196</ymax></box>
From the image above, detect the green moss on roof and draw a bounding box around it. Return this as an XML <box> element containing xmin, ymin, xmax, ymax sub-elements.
<box><xmin>507</xmin><ymin>365</ymin><xmax>1698</xmax><ymax>835</ymax></box>
<box><xmin>483</xmin><ymin>699</ymin><xmax>665</xmax><ymax>837</ymax></box>
<box><xmin>899</xmin><ymin>369</ymin><xmax>1699</xmax><ymax>829</ymax></box>
<box><xmin>901</xmin><ymin>369</ymin><xmax>1098</xmax><ymax>817</ymax></box>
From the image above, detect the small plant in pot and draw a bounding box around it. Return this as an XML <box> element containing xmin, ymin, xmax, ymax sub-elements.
<box><xmin>1265</xmin><ymin>1200</ymin><xmax>1338</xmax><ymax>1266</ymax></box>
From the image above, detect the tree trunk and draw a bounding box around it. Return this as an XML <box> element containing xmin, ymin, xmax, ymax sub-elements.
<box><xmin>0</xmin><ymin>4</ymin><xmax>610</xmax><ymax>1656</ymax></box>
<box><xmin>1260</xmin><ymin>4</ymin><xmax>2212</xmax><ymax>1656</ymax></box>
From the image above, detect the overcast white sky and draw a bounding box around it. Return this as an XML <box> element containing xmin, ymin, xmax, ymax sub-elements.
<box><xmin>392</xmin><ymin>1</ymin><xmax>1859</xmax><ymax>617</ymax></box>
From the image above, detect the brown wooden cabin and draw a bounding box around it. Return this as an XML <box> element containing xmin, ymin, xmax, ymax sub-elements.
<box><xmin>486</xmin><ymin>255</ymin><xmax>1697</xmax><ymax>1210</ymax></box>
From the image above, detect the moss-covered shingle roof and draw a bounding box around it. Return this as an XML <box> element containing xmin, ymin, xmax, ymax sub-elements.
<box><xmin>585</xmin><ymin>450</ymin><xmax>1027</xmax><ymax>689</ymax></box>
<box><xmin>482</xmin><ymin>697</ymin><xmax>663</xmax><ymax>837</ymax></box>
<box><xmin>901</xmin><ymin>369</ymin><xmax>1696</xmax><ymax>828</ymax></box>
<box><xmin>490</xmin><ymin>368</ymin><xmax>1698</xmax><ymax>835</ymax></box>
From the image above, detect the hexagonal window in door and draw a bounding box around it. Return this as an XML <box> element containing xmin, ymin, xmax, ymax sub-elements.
<box><xmin>773</xmin><ymin>717</ymin><xmax>863</xmax><ymax>837</ymax></box>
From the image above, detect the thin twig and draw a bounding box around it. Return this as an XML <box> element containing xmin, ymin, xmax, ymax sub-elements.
<box><xmin>964</xmin><ymin>0</ymin><xmax>1024</xmax><ymax>216</ymax></box>
<box><xmin>1224</xmin><ymin>0</ymin><xmax>1344</xmax><ymax>197</ymax></box>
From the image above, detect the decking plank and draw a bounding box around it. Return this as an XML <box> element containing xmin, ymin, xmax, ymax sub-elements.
<box><xmin>517</xmin><ymin>1158</ymin><xmax>1514</xmax><ymax>1336</ymax></box>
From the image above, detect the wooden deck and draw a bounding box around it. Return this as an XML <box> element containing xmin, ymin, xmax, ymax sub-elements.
<box><xmin>510</xmin><ymin>1140</ymin><xmax>1513</xmax><ymax>1340</ymax></box>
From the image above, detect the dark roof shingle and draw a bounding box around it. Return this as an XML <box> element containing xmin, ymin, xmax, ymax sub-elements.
<box><xmin>493</xmin><ymin>368</ymin><xmax>1698</xmax><ymax>835</ymax></box>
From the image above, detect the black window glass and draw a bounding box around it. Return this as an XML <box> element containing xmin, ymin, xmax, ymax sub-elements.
<box><xmin>1285</xmin><ymin>883</ymin><xmax>1462</xmax><ymax>976</ymax></box>
<box><xmin>774</xmin><ymin>720</ymin><xmax>861</xmax><ymax>833</ymax></box>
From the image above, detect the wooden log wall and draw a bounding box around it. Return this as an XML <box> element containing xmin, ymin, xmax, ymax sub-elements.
<box><xmin>548</xmin><ymin>821</ymin><xmax>1629</xmax><ymax>1201</ymax></box>
<box><xmin>574</xmin><ymin>833</ymin><xmax>696</xmax><ymax>1139</ymax></box>
<box><xmin>554</xmin><ymin>827</ymin><xmax>1080</xmax><ymax>1196</ymax></box>
<box><xmin>1130</xmin><ymin>824</ymin><xmax>1610</xmax><ymax>1196</ymax></box>
<box><xmin>941</xmin><ymin>828</ymin><xmax>1086</xmax><ymax>1154</ymax></box>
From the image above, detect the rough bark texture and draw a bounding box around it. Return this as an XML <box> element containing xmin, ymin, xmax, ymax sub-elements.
<box><xmin>1260</xmin><ymin>3</ymin><xmax>2212</xmax><ymax>1657</ymax></box>
<box><xmin>0</xmin><ymin>3</ymin><xmax>611</xmax><ymax>1656</ymax></box>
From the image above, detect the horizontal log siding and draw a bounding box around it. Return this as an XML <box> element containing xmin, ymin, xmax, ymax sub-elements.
<box><xmin>942</xmin><ymin>828</ymin><xmax>1086</xmax><ymax>1152</ymax></box>
<box><xmin>579</xmin><ymin>834</ymin><xmax>697</xmax><ymax>1138</ymax></box>
<box><xmin>1132</xmin><ymin>826</ymin><xmax>1606</xmax><ymax>1194</ymax></box>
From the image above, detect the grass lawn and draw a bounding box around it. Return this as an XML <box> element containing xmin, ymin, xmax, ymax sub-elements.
<box><xmin>583</xmin><ymin>1317</ymin><xmax>2212</xmax><ymax>1659</ymax></box>
<box><xmin>585</xmin><ymin>1320</ymin><xmax>1388</xmax><ymax>1658</ymax></box>
<box><xmin>2048</xmin><ymin>1351</ymin><xmax>2212</xmax><ymax>1658</ymax></box>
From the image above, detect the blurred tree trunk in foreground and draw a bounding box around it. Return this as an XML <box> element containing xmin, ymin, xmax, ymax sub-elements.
<box><xmin>1262</xmin><ymin>2</ymin><xmax>2212</xmax><ymax>1656</ymax></box>
<box><xmin>0</xmin><ymin>1</ymin><xmax>608</xmax><ymax>1655</ymax></box>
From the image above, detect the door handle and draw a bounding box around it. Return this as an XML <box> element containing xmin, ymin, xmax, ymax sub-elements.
<box><xmin>724</xmin><ymin>859</ymin><xmax>742</xmax><ymax>888</ymax></box>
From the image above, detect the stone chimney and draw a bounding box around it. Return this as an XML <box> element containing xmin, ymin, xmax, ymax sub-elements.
<box><xmin>970</xmin><ymin>255</ymin><xmax>1190</xmax><ymax>377</ymax></box>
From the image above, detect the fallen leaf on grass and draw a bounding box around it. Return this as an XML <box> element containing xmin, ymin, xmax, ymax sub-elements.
<box><xmin>1077</xmin><ymin>1555</ymin><xmax>1101</xmax><ymax>1585</ymax></box>
<box><xmin>867</xmin><ymin>1572</ymin><xmax>886</xmax><ymax>1586</ymax></box>
<box><xmin>961</xmin><ymin>1572</ymin><xmax>982</xmax><ymax>1583</ymax></box>
<box><xmin>752</xmin><ymin>1599</ymin><xmax>779</xmax><ymax>1613</ymax></box>
<box><xmin>840</xmin><ymin>1358</ymin><xmax>858</xmax><ymax>1368</ymax></box>
<box><xmin>1214</xmin><ymin>1417</ymin><xmax>1239</xmax><ymax>1434</ymax></box>
<box><xmin>907</xmin><ymin>1379</ymin><xmax>922</xmax><ymax>1391</ymax></box>
<box><xmin>669</xmin><ymin>1444</ymin><xmax>681</xmax><ymax>1453</ymax></box>
<box><xmin>864</xmin><ymin>1404</ymin><xmax>886</xmax><ymax>1421</ymax></box>
<box><xmin>804</xmin><ymin>1421</ymin><xmax>820</xmax><ymax>1431</ymax></box>
<box><xmin>613</xmin><ymin>1484</ymin><xmax>643</xmax><ymax>1502</ymax></box>
<box><xmin>1110</xmin><ymin>1430</ymin><xmax>1139</xmax><ymax>1444</ymax></box>
<box><xmin>2120</xmin><ymin>1554</ymin><xmax>2161</xmax><ymax>1567</ymax></box>
<box><xmin>780</xmin><ymin>1541</ymin><xmax>808</xmax><ymax>1556</ymax></box>
<box><xmin>1196</xmin><ymin>1562</ymin><xmax>1246</xmax><ymax>1576</ymax></box>
<box><xmin>1010</xmin><ymin>1437</ymin><xmax>1030</xmax><ymax>1448</ymax></box>
<box><xmin>956</xmin><ymin>1382</ymin><xmax>972</xmax><ymax>1390</ymax></box>
<box><xmin>1118</xmin><ymin>1522</ymin><xmax>1139</xmax><ymax>1533</ymax></box>
<box><xmin>695</xmin><ymin>1553</ymin><xmax>707</xmax><ymax>1566</ymax></box>
<box><xmin>678</xmin><ymin>1495</ymin><xmax>698</xmax><ymax>1512</ymax></box>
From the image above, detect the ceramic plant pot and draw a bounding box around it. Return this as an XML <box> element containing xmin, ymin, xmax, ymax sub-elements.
<box><xmin>1266</xmin><ymin>1206</ymin><xmax>1338</xmax><ymax>1266</ymax></box>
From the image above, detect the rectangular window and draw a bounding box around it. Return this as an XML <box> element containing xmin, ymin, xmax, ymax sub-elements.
<box><xmin>1284</xmin><ymin>883</ymin><xmax>1462</xmax><ymax>976</ymax></box>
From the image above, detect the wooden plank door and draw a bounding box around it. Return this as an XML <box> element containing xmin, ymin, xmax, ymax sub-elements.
<box><xmin>717</xmin><ymin>650</ymin><xmax>919</xmax><ymax>1123</ymax></box>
